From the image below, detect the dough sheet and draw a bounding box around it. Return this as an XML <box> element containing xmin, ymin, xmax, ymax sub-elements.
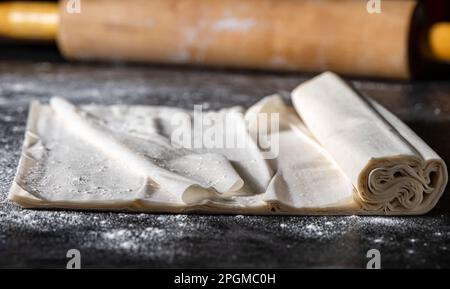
<box><xmin>9</xmin><ymin>72</ymin><xmax>447</xmax><ymax>215</ymax></box>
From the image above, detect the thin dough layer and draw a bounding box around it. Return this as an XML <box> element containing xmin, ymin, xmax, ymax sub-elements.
<box><xmin>8</xmin><ymin>72</ymin><xmax>447</xmax><ymax>215</ymax></box>
<box><xmin>291</xmin><ymin>72</ymin><xmax>447</xmax><ymax>214</ymax></box>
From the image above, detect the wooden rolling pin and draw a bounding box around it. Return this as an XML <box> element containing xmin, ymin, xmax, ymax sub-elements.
<box><xmin>0</xmin><ymin>0</ymin><xmax>449</xmax><ymax>79</ymax></box>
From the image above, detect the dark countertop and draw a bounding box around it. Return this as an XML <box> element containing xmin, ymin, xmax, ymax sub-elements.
<box><xmin>0</xmin><ymin>60</ymin><xmax>449</xmax><ymax>269</ymax></box>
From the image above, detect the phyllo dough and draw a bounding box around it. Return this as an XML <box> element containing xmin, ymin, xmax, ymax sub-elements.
<box><xmin>291</xmin><ymin>72</ymin><xmax>447</xmax><ymax>214</ymax></box>
<box><xmin>9</xmin><ymin>72</ymin><xmax>447</xmax><ymax>215</ymax></box>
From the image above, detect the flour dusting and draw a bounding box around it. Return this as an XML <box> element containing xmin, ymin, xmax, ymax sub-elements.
<box><xmin>213</xmin><ymin>18</ymin><xmax>256</xmax><ymax>32</ymax></box>
<box><xmin>1</xmin><ymin>61</ymin><xmax>449</xmax><ymax>268</ymax></box>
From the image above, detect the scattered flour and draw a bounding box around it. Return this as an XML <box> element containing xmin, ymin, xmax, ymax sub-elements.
<box><xmin>212</xmin><ymin>18</ymin><xmax>256</xmax><ymax>32</ymax></box>
<box><xmin>0</xmin><ymin>61</ymin><xmax>449</xmax><ymax>268</ymax></box>
<box><xmin>373</xmin><ymin>238</ymin><xmax>384</xmax><ymax>243</ymax></box>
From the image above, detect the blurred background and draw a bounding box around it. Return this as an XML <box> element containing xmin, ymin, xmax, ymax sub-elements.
<box><xmin>0</xmin><ymin>0</ymin><xmax>449</xmax><ymax>79</ymax></box>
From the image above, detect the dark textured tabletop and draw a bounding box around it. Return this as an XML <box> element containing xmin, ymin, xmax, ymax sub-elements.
<box><xmin>0</xmin><ymin>59</ymin><xmax>449</xmax><ymax>269</ymax></box>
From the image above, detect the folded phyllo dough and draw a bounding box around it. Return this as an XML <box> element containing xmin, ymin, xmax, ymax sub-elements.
<box><xmin>9</xmin><ymin>72</ymin><xmax>447</xmax><ymax>215</ymax></box>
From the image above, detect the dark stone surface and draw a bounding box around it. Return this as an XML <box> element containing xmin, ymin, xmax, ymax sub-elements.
<box><xmin>0</xmin><ymin>60</ymin><xmax>449</xmax><ymax>268</ymax></box>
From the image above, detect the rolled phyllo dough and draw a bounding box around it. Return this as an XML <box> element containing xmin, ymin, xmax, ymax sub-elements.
<box><xmin>8</xmin><ymin>72</ymin><xmax>447</xmax><ymax>215</ymax></box>
<box><xmin>291</xmin><ymin>72</ymin><xmax>448</xmax><ymax>214</ymax></box>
